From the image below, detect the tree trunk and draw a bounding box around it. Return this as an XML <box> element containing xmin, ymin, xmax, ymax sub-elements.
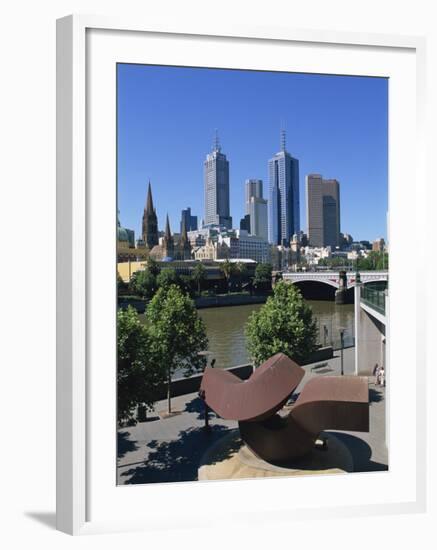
<box><xmin>167</xmin><ymin>369</ymin><xmax>172</xmax><ymax>414</ymax></box>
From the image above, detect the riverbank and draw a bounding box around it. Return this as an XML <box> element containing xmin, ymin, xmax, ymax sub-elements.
<box><xmin>118</xmin><ymin>292</ymin><xmax>269</xmax><ymax>313</ymax></box>
<box><xmin>195</xmin><ymin>293</ymin><xmax>267</xmax><ymax>309</ymax></box>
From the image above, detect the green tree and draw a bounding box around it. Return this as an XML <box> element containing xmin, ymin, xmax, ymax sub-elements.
<box><xmin>117</xmin><ymin>306</ymin><xmax>166</xmax><ymax>424</ymax></box>
<box><xmin>192</xmin><ymin>262</ymin><xmax>207</xmax><ymax>295</ymax></box>
<box><xmin>146</xmin><ymin>285</ymin><xmax>208</xmax><ymax>413</ymax></box>
<box><xmin>235</xmin><ymin>262</ymin><xmax>248</xmax><ymax>290</ymax></box>
<box><xmin>253</xmin><ymin>262</ymin><xmax>272</xmax><ymax>292</ymax></box>
<box><xmin>129</xmin><ymin>269</ymin><xmax>156</xmax><ymax>299</ymax></box>
<box><xmin>156</xmin><ymin>267</ymin><xmax>180</xmax><ymax>289</ymax></box>
<box><xmin>220</xmin><ymin>259</ymin><xmax>236</xmax><ymax>293</ymax></box>
<box><xmin>146</xmin><ymin>257</ymin><xmax>160</xmax><ymax>277</ymax></box>
<box><xmin>117</xmin><ymin>272</ymin><xmax>127</xmax><ymax>293</ymax></box>
<box><xmin>246</xmin><ymin>280</ymin><xmax>318</xmax><ymax>366</ymax></box>
<box><xmin>179</xmin><ymin>274</ymin><xmax>195</xmax><ymax>297</ymax></box>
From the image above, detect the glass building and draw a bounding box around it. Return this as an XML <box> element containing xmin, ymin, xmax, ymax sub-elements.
<box><xmin>245</xmin><ymin>179</ymin><xmax>263</xmax><ymax>215</ymax></box>
<box><xmin>268</xmin><ymin>131</ymin><xmax>300</xmax><ymax>245</ymax></box>
<box><xmin>180</xmin><ymin>207</ymin><xmax>198</xmax><ymax>233</ymax></box>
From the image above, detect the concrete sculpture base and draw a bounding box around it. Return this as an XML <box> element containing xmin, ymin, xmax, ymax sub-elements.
<box><xmin>198</xmin><ymin>430</ymin><xmax>353</xmax><ymax>481</ymax></box>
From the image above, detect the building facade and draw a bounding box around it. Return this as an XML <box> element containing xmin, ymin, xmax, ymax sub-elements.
<box><xmin>372</xmin><ymin>238</ymin><xmax>386</xmax><ymax>252</ymax></box>
<box><xmin>203</xmin><ymin>133</ymin><xmax>232</xmax><ymax>229</ymax></box>
<box><xmin>245</xmin><ymin>179</ymin><xmax>263</xmax><ymax>214</ymax></box>
<box><xmin>249</xmin><ymin>196</ymin><xmax>268</xmax><ymax>241</ymax></box>
<box><xmin>268</xmin><ymin>131</ymin><xmax>300</xmax><ymax>246</ymax></box>
<box><xmin>180</xmin><ymin>207</ymin><xmax>198</xmax><ymax>233</ymax></box>
<box><xmin>306</xmin><ymin>174</ymin><xmax>340</xmax><ymax>248</ymax></box>
<box><xmin>220</xmin><ymin>230</ymin><xmax>270</xmax><ymax>263</ymax></box>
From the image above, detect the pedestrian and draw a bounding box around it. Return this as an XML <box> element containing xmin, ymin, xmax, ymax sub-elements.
<box><xmin>373</xmin><ymin>363</ymin><xmax>380</xmax><ymax>385</ymax></box>
<box><xmin>379</xmin><ymin>365</ymin><xmax>385</xmax><ymax>387</ymax></box>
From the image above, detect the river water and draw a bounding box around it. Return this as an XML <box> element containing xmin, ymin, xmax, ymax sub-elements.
<box><xmin>197</xmin><ymin>301</ymin><xmax>354</xmax><ymax>370</ymax></box>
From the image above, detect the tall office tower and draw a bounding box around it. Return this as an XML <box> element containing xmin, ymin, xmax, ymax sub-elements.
<box><xmin>141</xmin><ymin>181</ymin><xmax>159</xmax><ymax>248</ymax></box>
<box><xmin>268</xmin><ymin>130</ymin><xmax>300</xmax><ymax>245</ymax></box>
<box><xmin>245</xmin><ymin>179</ymin><xmax>263</xmax><ymax>215</ymax></box>
<box><xmin>240</xmin><ymin>214</ymin><xmax>251</xmax><ymax>232</ymax></box>
<box><xmin>180</xmin><ymin>207</ymin><xmax>198</xmax><ymax>233</ymax></box>
<box><xmin>204</xmin><ymin>131</ymin><xmax>232</xmax><ymax>229</ymax></box>
<box><xmin>306</xmin><ymin>174</ymin><xmax>341</xmax><ymax>248</ymax></box>
<box><xmin>249</xmin><ymin>196</ymin><xmax>268</xmax><ymax>241</ymax></box>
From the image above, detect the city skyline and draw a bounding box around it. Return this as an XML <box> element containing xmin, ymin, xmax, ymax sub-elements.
<box><xmin>117</xmin><ymin>64</ymin><xmax>388</xmax><ymax>241</ymax></box>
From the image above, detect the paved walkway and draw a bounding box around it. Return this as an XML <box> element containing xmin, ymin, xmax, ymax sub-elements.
<box><xmin>117</xmin><ymin>348</ymin><xmax>387</xmax><ymax>485</ymax></box>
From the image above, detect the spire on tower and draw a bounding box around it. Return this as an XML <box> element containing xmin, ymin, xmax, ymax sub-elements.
<box><xmin>280</xmin><ymin>127</ymin><xmax>286</xmax><ymax>152</ymax></box>
<box><xmin>213</xmin><ymin>129</ymin><xmax>221</xmax><ymax>152</ymax></box>
<box><xmin>146</xmin><ymin>181</ymin><xmax>155</xmax><ymax>212</ymax></box>
<box><xmin>165</xmin><ymin>214</ymin><xmax>172</xmax><ymax>238</ymax></box>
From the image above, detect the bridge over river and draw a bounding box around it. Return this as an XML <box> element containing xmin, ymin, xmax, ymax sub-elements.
<box><xmin>282</xmin><ymin>270</ymin><xmax>388</xmax><ymax>289</ymax></box>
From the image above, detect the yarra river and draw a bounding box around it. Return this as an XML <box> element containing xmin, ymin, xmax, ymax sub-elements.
<box><xmin>197</xmin><ymin>300</ymin><xmax>354</xmax><ymax>370</ymax></box>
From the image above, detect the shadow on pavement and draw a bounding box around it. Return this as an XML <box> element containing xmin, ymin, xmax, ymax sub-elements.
<box><xmin>119</xmin><ymin>425</ymin><xmax>235</xmax><ymax>484</ymax></box>
<box><xmin>330</xmin><ymin>431</ymin><xmax>388</xmax><ymax>472</ymax></box>
<box><xmin>118</xmin><ymin>431</ymin><xmax>139</xmax><ymax>459</ymax></box>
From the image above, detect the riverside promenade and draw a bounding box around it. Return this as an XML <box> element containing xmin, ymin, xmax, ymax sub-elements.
<box><xmin>117</xmin><ymin>347</ymin><xmax>388</xmax><ymax>485</ymax></box>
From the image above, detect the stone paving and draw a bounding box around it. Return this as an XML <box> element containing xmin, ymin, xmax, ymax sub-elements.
<box><xmin>117</xmin><ymin>347</ymin><xmax>388</xmax><ymax>485</ymax></box>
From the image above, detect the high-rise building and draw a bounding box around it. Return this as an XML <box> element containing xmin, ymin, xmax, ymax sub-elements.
<box><xmin>249</xmin><ymin>196</ymin><xmax>268</xmax><ymax>241</ymax></box>
<box><xmin>141</xmin><ymin>181</ymin><xmax>159</xmax><ymax>249</ymax></box>
<box><xmin>204</xmin><ymin>132</ymin><xmax>232</xmax><ymax>229</ymax></box>
<box><xmin>268</xmin><ymin>131</ymin><xmax>300</xmax><ymax>245</ymax></box>
<box><xmin>240</xmin><ymin>214</ymin><xmax>251</xmax><ymax>232</ymax></box>
<box><xmin>372</xmin><ymin>238</ymin><xmax>385</xmax><ymax>252</ymax></box>
<box><xmin>180</xmin><ymin>207</ymin><xmax>198</xmax><ymax>233</ymax></box>
<box><xmin>245</xmin><ymin>179</ymin><xmax>263</xmax><ymax>215</ymax></box>
<box><xmin>306</xmin><ymin>174</ymin><xmax>340</xmax><ymax>248</ymax></box>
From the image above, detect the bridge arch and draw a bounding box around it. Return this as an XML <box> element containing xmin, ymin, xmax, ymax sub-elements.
<box><xmin>291</xmin><ymin>280</ymin><xmax>337</xmax><ymax>301</ymax></box>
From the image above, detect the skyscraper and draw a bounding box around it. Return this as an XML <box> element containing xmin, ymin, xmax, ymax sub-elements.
<box><xmin>141</xmin><ymin>181</ymin><xmax>159</xmax><ymax>249</ymax></box>
<box><xmin>249</xmin><ymin>196</ymin><xmax>268</xmax><ymax>241</ymax></box>
<box><xmin>245</xmin><ymin>179</ymin><xmax>263</xmax><ymax>215</ymax></box>
<box><xmin>180</xmin><ymin>207</ymin><xmax>198</xmax><ymax>233</ymax></box>
<box><xmin>306</xmin><ymin>174</ymin><xmax>341</xmax><ymax>248</ymax></box>
<box><xmin>268</xmin><ymin>130</ymin><xmax>300</xmax><ymax>245</ymax></box>
<box><xmin>204</xmin><ymin>132</ymin><xmax>232</xmax><ymax>229</ymax></box>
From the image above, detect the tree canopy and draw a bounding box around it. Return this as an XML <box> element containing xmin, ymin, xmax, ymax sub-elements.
<box><xmin>128</xmin><ymin>269</ymin><xmax>157</xmax><ymax>299</ymax></box>
<box><xmin>146</xmin><ymin>284</ymin><xmax>208</xmax><ymax>412</ymax></box>
<box><xmin>191</xmin><ymin>262</ymin><xmax>207</xmax><ymax>295</ymax></box>
<box><xmin>156</xmin><ymin>267</ymin><xmax>180</xmax><ymax>289</ymax></box>
<box><xmin>246</xmin><ymin>280</ymin><xmax>318</xmax><ymax>366</ymax></box>
<box><xmin>117</xmin><ymin>306</ymin><xmax>166</xmax><ymax>423</ymax></box>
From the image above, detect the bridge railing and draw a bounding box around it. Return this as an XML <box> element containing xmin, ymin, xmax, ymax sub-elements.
<box><xmin>361</xmin><ymin>286</ymin><xmax>386</xmax><ymax>315</ymax></box>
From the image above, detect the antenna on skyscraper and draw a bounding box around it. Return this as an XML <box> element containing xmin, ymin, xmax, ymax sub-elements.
<box><xmin>280</xmin><ymin>125</ymin><xmax>286</xmax><ymax>152</ymax></box>
<box><xmin>213</xmin><ymin>128</ymin><xmax>221</xmax><ymax>152</ymax></box>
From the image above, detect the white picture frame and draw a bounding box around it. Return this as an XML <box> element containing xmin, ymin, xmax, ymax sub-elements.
<box><xmin>56</xmin><ymin>14</ymin><xmax>427</xmax><ymax>535</ymax></box>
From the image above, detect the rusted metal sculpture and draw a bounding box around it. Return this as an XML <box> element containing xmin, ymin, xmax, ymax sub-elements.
<box><xmin>200</xmin><ymin>353</ymin><xmax>369</xmax><ymax>463</ymax></box>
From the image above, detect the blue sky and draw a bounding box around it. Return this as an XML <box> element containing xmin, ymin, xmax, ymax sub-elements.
<box><xmin>117</xmin><ymin>64</ymin><xmax>388</xmax><ymax>242</ymax></box>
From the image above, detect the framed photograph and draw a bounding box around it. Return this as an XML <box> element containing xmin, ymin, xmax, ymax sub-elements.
<box><xmin>57</xmin><ymin>15</ymin><xmax>427</xmax><ymax>535</ymax></box>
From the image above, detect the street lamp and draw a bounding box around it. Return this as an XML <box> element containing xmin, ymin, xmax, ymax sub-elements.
<box><xmin>339</xmin><ymin>328</ymin><xmax>345</xmax><ymax>376</ymax></box>
<box><xmin>198</xmin><ymin>351</ymin><xmax>215</xmax><ymax>431</ymax></box>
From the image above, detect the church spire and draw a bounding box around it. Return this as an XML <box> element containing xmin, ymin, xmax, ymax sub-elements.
<box><xmin>142</xmin><ymin>180</ymin><xmax>159</xmax><ymax>248</ymax></box>
<box><xmin>165</xmin><ymin>214</ymin><xmax>172</xmax><ymax>239</ymax></box>
<box><xmin>146</xmin><ymin>181</ymin><xmax>155</xmax><ymax>212</ymax></box>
